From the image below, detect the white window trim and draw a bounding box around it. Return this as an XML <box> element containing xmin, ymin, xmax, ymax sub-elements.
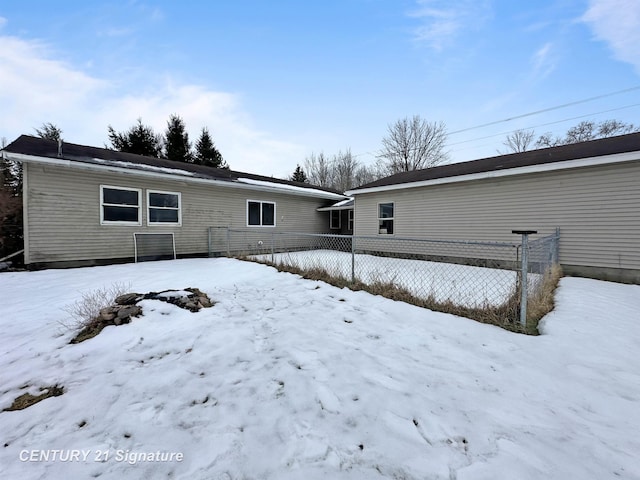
<box><xmin>246</xmin><ymin>199</ymin><xmax>277</xmax><ymax>227</ymax></box>
<box><xmin>377</xmin><ymin>202</ymin><xmax>394</xmax><ymax>235</ymax></box>
<box><xmin>330</xmin><ymin>210</ymin><xmax>341</xmax><ymax>230</ymax></box>
<box><xmin>100</xmin><ymin>185</ymin><xmax>142</xmax><ymax>226</ymax></box>
<box><xmin>147</xmin><ymin>189</ymin><xmax>182</xmax><ymax>227</ymax></box>
<box><xmin>347</xmin><ymin>209</ymin><xmax>354</xmax><ymax>232</ymax></box>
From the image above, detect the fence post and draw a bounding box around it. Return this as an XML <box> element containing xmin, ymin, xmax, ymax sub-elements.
<box><xmin>351</xmin><ymin>235</ymin><xmax>355</xmax><ymax>283</ymax></box>
<box><xmin>226</xmin><ymin>227</ymin><xmax>231</xmax><ymax>257</ymax></box>
<box><xmin>271</xmin><ymin>231</ymin><xmax>275</xmax><ymax>263</ymax></box>
<box><xmin>512</xmin><ymin>230</ymin><xmax>537</xmax><ymax>327</ymax></box>
<box><xmin>208</xmin><ymin>227</ymin><xmax>212</xmax><ymax>257</ymax></box>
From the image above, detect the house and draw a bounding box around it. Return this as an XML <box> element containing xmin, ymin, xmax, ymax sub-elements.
<box><xmin>317</xmin><ymin>198</ymin><xmax>354</xmax><ymax>235</ymax></box>
<box><xmin>346</xmin><ymin>132</ymin><xmax>640</xmax><ymax>284</ymax></box>
<box><xmin>1</xmin><ymin>135</ymin><xmax>346</xmax><ymax>268</ymax></box>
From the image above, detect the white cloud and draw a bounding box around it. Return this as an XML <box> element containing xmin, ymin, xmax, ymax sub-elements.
<box><xmin>0</xmin><ymin>35</ymin><xmax>304</xmax><ymax>177</ymax></box>
<box><xmin>582</xmin><ymin>0</ymin><xmax>640</xmax><ymax>72</ymax></box>
<box><xmin>531</xmin><ymin>42</ymin><xmax>556</xmax><ymax>78</ymax></box>
<box><xmin>409</xmin><ymin>0</ymin><xmax>491</xmax><ymax>51</ymax></box>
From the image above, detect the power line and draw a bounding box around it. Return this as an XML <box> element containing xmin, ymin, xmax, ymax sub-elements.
<box><xmin>447</xmin><ymin>102</ymin><xmax>640</xmax><ymax>147</ymax></box>
<box><xmin>448</xmin><ymin>85</ymin><xmax>640</xmax><ymax>135</ymax></box>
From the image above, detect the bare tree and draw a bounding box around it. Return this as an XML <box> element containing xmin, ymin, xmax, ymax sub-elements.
<box><xmin>597</xmin><ymin>119</ymin><xmax>637</xmax><ymax>137</ymax></box>
<box><xmin>332</xmin><ymin>149</ymin><xmax>359</xmax><ymax>192</ymax></box>
<box><xmin>499</xmin><ymin>129</ymin><xmax>535</xmax><ymax>154</ymax></box>
<box><xmin>377</xmin><ymin>116</ymin><xmax>449</xmax><ymax>174</ymax></box>
<box><xmin>536</xmin><ymin>119</ymin><xmax>638</xmax><ymax>149</ymax></box>
<box><xmin>304</xmin><ymin>152</ymin><xmax>334</xmax><ymax>188</ymax></box>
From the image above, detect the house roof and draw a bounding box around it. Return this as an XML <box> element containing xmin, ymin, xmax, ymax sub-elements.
<box><xmin>316</xmin><ymin>198</ymin><xmax>354</xmax><ymax>212</ymax></box>
<box><xmin>2</xmin><ymin>135</ymin><xmax>346</xmax><ymax>200</ymax></box>
<box><xmin>347</xmin><ymin>132</ymin><xmax>640</xmax><ymax>195</ymax></box>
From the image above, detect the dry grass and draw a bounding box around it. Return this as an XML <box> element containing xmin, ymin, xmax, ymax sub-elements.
<box><xmin>248</xmin><ymin>257</ymin><xmax>562</xmax><ymax>336</ymax></box>
<box><xmin>524</xmin><ymin>264</ymin><xmax>563</xmax><ymax>332</ymax></box>
<box><xmin>3</xmin><ymin>385</ymin><xmax>64</xmax><ymax>412</ymax></box>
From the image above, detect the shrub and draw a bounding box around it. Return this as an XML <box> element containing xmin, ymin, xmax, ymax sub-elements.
<box><xmin>61</xmin><ymin>282</ymin><xmax>131</xmax><ymax>331</ymax></box>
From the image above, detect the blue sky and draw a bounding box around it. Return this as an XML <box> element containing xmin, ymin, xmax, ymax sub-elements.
<box><xmin>1</xmin><ymin>0</ymin><xmax>639</xmax><ymax>177</ymax></box>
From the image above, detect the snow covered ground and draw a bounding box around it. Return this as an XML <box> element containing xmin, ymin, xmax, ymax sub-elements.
<box><xmin>253</xmin><ymin>250</ymin><xmax>519</xmax><ymax>307</ymax></box>
<box><xmin>0</xmin><ymin>258</ymin><xmax>639</xmax><ymax>480</ymax></box>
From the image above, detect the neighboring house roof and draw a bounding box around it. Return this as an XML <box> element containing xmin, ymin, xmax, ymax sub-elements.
<box><xmin>316</xmin><ymin>198</ymin><xmax>354</xmax><ymax>212</ymax></box>
<box><xmin>347</xmin><ymin>132</ymin><xmax>640</xmax><ymax>195</ymax></box>
<box><xmin>2</xmin><ymin>135</ymin><xmax>346</xmax><ymax>200</ymax></box>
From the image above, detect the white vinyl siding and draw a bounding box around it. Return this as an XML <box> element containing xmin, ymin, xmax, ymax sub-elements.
<box><xmin>354</xmin><ymin>160</ymin><xmax>640</xmax><ymax>271</ymax></box>
<box><xmin>100</xmin><ymin>185</ymin><xmax>141</xmax><ymax>225</ymax></box>
<box><xmin>24</xmin><ymin>165</ymin><xmax>330</xmax><ymax>264</ymax></box>
<box><xmin>147</xmin><ymin>190</ymin><xmax>181</xmax><ymax>226</ymax></box>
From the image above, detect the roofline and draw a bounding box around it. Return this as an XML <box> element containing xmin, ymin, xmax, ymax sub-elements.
<box><xmin>316</xmin><ymin>205</ymin><xmax>355</xmax><ymax>212</ymax></box>
<box><xmin>345</xmin><ymin>150</ymin><xmax>640</xmax><ymax>195</ymax></box>
<box><xmin>5</xmin><ymin>151</ymin><xmax>345</xmax><ymax>201</ymax></box>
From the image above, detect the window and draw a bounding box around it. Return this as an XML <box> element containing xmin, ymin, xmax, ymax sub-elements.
<box><xmin>347</xmin><ymin>209</ymin><xmax>354</xmax><ymax>232</ymax></box>
<box><xmin>247</xmin><ymin>200</ymin><xmax>276</xmax><ymax>227</ymax></box>
<box><xmin>147</xmin><ymin>190</ymin><xmax>181</xmax><ymax>226</ymax></box>
<box><xmin>330</xmin><ymin>210</ymin><xmax>341</xmax><ymax>229</ymax></box>
<box><xmin>378</xmin><ymin>202</ymin><xmax>394</xmax><ymax>234</ymax></box>
<box><xmin>100</xmin><ymin>186</ymin><xmax>141</xmax><ymax>225</ymax></box>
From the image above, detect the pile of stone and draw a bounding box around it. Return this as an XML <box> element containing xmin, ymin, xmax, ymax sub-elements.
<box><xmin>71</xmin><ymin>288</ymin><xmax>214</xmax><ymax>343</ymax></box>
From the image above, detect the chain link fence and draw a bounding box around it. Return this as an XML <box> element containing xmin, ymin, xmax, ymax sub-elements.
<box><xmin>209</xmin><ymin>227</ymin><xmax>560</xmax><ymax>330</ymax></box>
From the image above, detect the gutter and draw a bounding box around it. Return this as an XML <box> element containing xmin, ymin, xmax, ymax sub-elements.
<box><xmin>345</xmin><ymin>150</ymin><xmax>640</xmax><ymax>195</ymax></box>
<box><xmin>4</xmin><ymin>152</ymin><xmax>345</xmax><ymax>201</ymax></box>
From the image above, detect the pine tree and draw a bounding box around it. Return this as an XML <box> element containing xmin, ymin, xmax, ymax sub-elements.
<box><xmin>194</xmin><ymin>128</ymin><xmax>227</xmax><ymax>168</ymax></box>
<box><xmin>107</xmin><ymin>119</ymin><xmax>163</xmax><ymax>157</ymax></box>
<box><xmin>0</xmin><ymin>138</ymin><xmax>23</xmax><ymax>260</ymax></box>
<box><xmin>290</xmin><ymin>164</ymin><xmax>308</xmax><ymax>183</ymax></box>
<box><xmin>34</xmin><ymin>122</ymin><xmax>63</xmax><ymax>142</ymax></box>
<box><xmin>164</xmin><ymin>114</ymin><xmax>192</xmax><ymax>163</ymax></box>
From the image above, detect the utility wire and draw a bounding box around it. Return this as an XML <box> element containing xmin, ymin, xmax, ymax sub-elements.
<box><xmin>448</xmin><ymin>85</ymin><xmax>640</xmax><ymax>135</ymax></box>
<box><xmin>447</xmin><ymin>102</ymin><xmax>640</xmax><ymax>147</ymax></box>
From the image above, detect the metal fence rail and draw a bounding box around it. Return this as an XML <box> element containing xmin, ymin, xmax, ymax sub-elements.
<box><xmin>209</xmin><ymin>227</ymin><xmax>560</xmax><ymax>328</ymax></box>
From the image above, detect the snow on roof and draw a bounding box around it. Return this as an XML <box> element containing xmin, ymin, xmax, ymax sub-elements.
<box><xmin>91</xmin><ymin>158</ymin><xmax>197</xmax><ymax>177</ymax></box>
<box><xmin>237</xmin><ymin>177</ymin><xmax>345</xmax><ymax>199</ymax></box>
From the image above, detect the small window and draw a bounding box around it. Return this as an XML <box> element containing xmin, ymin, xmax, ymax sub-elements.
<box><xmin>148</xmin><ymin>190</ymin><xmax>181</xmax><ymax>226</ymax></box>
<box><xmin>378</xmin><ymin>202</ymin><xmax>394</xmax><ymax>234</ymax></box>
<box><xmin>247</xmin><ymin>200</ymin><xmax>276</xmax><ymax>227</ymax></box>
<box><xmin>330</xmin><ymin>210</ymin><xmax>341</xmax><ymax>229</ymax></box>
<box><xmin>347</xmin><ymin>209</ymin><xmax>354</xmax><ymax>232</ymax></box>
<box><xmin>101</xmin><ymin>186</ymin><xmax>141</xmax><ymax>225</ymax></box>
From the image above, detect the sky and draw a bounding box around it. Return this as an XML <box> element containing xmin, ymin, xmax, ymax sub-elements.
<box><xmin>1</xmin><ymin>0</ymin><xmax>639</xmax><ymax>177</ymax></box>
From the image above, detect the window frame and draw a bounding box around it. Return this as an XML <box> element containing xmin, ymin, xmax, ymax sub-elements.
<box><xmin>377</xmin><ymin>202</ymin><xmax>394</xmax><ymax>235</ymax></box>
<box><xmin>330</xmin><ymin>210</ymin><xmax>341</xmax><ymax>230</ymax></box>
<box><xmin>347</xmin><ymin>209</ymin><xmax>354</xmax><ymax>232</ymax></box>
<box><xmin>146</xmin><ymin>189</ymin><xmax>182</xmax><ymax>227</ymax></box>
<box><xmin>246</xmin><ymin>200</ymin><xmax>277</xmax><ymax>227</ymax></box>
<box><xmin>100</xmin><ymin>185</ymin><xmax>142</xmax><ymax>226</ymax></box>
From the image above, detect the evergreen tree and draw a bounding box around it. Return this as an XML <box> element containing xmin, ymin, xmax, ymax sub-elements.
<box><xmin>290</xmin><ymin>164</ymin><xmax>308</xmax><ymax>183</ymax></box>
<box><xmin>164</xmin><ymin>114</ymin><xmax>192</xmax><ymax>163</ymax></box>
<box><xmin>34</xmin><ymin>122</ymin><xmax>63</xmax><ymax>142</ymax></box>
<box><xmin>0</xmin><ymin>138</ymin><xmax>24</xmax><ymax>260</ymax></box>
<box><xmin>107</xmin><ymin>119</ymin><xmax>163</xmax><ymax>157</ymax></box>
<box><xmin>194</xmin><ymin>128</ymin><xmax>227</xmax><ymax>168</ymax></box>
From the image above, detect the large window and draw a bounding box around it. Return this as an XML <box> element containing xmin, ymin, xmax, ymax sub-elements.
<box><xmin>247</xmin><ymin>200</ymin><xmax>276</xmax><ymax>227</ymax></box>
<box><xmin>378</xmin><ymin>202</ymin><xmax>394</xmax><ymax>234</ymax></box>
<box><xmin>100</xmin><ymin>186</ymin><xmax>141</xmax><ymax>225</ymax></box>
<box><xmin>330</xmin><ymin>210</ymin><xmax>341</xmax><ymax>229</ymax></box>
<box><xmin>147</xmin><ymin>190</ymin><xmax>181</xmax><ymax>226</ymax></box>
